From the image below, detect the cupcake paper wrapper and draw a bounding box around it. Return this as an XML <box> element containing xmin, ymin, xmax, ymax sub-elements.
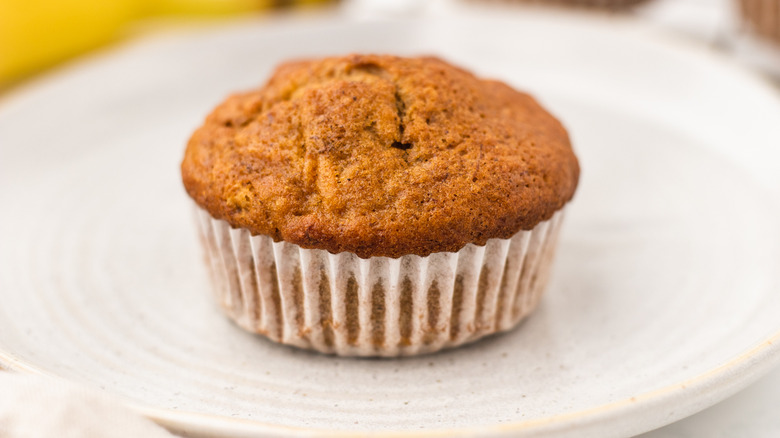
<box><xmin>195</xmin><ymin>205</ymin><xmax>565</xmax><ymax>357</ymax></box>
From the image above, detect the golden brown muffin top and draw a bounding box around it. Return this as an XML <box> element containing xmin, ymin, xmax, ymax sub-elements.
<box><xmin>181</xmin><ymin>54</ymin><xmax>579</xmax><ymax>258</ymax></box>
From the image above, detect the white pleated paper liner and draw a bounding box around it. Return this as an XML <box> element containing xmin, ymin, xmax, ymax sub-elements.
<box><xmin>195</xmin><ymin>205</ymin><xmax>565</xmax><ymax>357</ymax></box>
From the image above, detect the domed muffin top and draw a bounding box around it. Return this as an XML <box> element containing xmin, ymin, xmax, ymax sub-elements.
<box><xmin>181</xmin><ymin>54</ymin><xmax>579</xmax><ymax>258</ymax></box>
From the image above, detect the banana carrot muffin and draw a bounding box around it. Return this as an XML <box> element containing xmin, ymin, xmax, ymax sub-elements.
<box><xmin>738</xmin><ymin>0</ymin><xmax>780</xmax><ymax>46</ymax></box>
<box><xmin>181</xmin><ymin>54</ymin><xmax>579</xmax><ymax>356</ymax></box>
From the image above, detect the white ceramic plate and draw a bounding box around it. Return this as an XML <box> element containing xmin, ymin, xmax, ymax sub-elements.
<box><xmin>2</xmin><ymin>5</ymin><xmax>780</xmax><ymax>438</ymax></box>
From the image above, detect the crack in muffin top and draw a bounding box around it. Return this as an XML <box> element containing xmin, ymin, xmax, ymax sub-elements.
<box><xmin>181</xmin><ymin>54</ymin><xmax>579</xmax><ymax>258</ymax></box>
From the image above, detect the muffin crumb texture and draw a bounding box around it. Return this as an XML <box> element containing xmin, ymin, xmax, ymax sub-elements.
<box><xmin>182</xmin><ymin>54</ymin><xmax>579</xmax><ymax>258</ymax></box>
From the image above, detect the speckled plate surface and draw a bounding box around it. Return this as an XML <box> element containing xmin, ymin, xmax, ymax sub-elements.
<box><xmin>2</xmin><ymin>5</ymin><xmax>780</xmax><ymax>438</ymax></box>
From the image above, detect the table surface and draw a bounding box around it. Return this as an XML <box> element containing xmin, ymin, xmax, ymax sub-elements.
<box><xmin>638</xmin><ymin>366</ymin><xmax>780</xmax><ymax>437</ymax></box>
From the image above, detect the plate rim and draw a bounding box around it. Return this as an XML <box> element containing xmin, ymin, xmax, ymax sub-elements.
<box><xmin>2</xmin><ymin>7</ymin><xmax>780</xmax><ymax>438</ymax></box>
<box><xmin>2</xmin><ymin>330</ymin><xmax>780</xmax><ymax>437</ymax></box>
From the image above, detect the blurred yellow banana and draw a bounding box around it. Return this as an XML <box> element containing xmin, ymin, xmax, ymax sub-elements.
<box><xmin>0</xmin><ymin>0</ymin><xmax>327</xmax><ymax>85</ymax></box>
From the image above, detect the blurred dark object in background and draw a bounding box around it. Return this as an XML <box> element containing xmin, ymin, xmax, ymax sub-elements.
<box><xmin>738</xmin><ymin>0</ymin><xmax>780</xmax><ymax>46</ymax></box>
<box><xmin>478</xmin><ymin>0</ymin><xmax>654</xmax><ymax>11</ymax></box>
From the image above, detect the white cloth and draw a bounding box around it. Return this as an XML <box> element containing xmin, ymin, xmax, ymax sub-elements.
<box><xmin>0</xmin><ymin>373</ymin><xmax>175</xmax><ymax>438</ymax></box>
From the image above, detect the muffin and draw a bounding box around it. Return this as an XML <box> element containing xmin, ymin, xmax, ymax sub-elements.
<box><xmin>181</xmin><ymin>54</ymin><xmax>579</xmax><ymax>356</ymax></box>
<box><xmin>738</xmin><ymin>0</ymin><xmax>780</xmax><ymax>46</ymax></box>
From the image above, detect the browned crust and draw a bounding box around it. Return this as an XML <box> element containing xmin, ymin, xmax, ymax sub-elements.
<box><xmin>181</xmin><ymin>54</ymin><xmax>579</xmax><ymax>258</ymax></box>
